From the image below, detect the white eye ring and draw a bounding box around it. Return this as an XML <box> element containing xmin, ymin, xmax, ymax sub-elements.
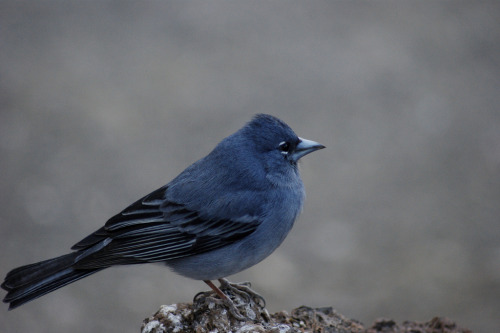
<box><xmin>279</xmin><ymin>141</ymin><xmax>291</xmax><ymax>155</ymax></box>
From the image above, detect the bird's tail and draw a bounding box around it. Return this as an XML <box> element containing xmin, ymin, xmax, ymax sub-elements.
<box><xmin>2</xmin><ymin>253</ymin><xmax>103</xmax><ymax>310</ymax></box>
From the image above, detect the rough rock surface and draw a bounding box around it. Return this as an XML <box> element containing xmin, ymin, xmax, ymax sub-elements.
<box><xmin>141</xmin><ymin>284</ymin><xmax>472</xmax><ymax>333</ymax></box>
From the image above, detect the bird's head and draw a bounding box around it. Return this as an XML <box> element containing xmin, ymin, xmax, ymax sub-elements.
<box><xmin>240</xmin><ymin>114</ymin><xmax>325</xmax><ymax>184</ymax></box>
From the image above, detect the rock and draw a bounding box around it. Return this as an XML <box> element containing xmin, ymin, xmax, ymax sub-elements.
<box><xmin>141</xmin><ymin>285</ymin><xmax>472</xmax><ymax>333</ymax></box>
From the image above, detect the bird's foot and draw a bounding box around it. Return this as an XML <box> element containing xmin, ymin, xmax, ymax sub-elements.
<box><xmin>193</xmin><ymin>289</ymin><xmax>247</xmax><ymax>321</ymax></box>
<box><xmin>196</xmin><ymin>279</ymin><xmax>268</xmax><ymax>321</ymax></box>
<box><xmin>218</xmin><ymin>278</ymin><xmax>266</xmax><ymax>308</ymax></box>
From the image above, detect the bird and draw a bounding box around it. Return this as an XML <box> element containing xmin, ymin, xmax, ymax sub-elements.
<box><xmin>2</xmin><ymin>114</ymin><xmax>324</xmax><ymax>319</ymax></box>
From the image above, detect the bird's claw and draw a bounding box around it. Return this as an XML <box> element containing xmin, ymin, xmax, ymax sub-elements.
<box><xmin>193</xmin><ymin>290</ymin><xmax>247</xmax><ymax>321</ymax></box>
<box><xmin>195</xmin><ymin>278</ymin><xmax>267</xmax><ymax>321</ymax></box>
<box><xmin>222</xmin><ymin>298</ymin><xmax>248</xmax><ymax>321</ymax></box>
<box><xmin>218</xmin><ymin>278</ymin><xmax>266</xmax><ymax>308</ymax></box>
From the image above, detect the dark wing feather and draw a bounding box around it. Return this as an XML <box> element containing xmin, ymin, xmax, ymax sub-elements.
<box><xmin>71</xmin><ymin>186</ymin><xmax>168</xmax><ymax>250</ymax></box>
<box><xmin>71</xmin><ymin>186</ymin><xmax>261</xmax><ymax>269</ymax></box>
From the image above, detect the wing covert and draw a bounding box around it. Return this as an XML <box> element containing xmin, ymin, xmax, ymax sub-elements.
<box><xmin>71</xmin><ymin>186</ymin><xmax>262</xmax><ymax>268</ymax></box>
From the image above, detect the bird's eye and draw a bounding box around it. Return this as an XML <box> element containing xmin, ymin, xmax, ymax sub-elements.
<box><xmin>279</xmin><ymin>141</ymin><xmax>291</xmax><ymax>153</ymax></box>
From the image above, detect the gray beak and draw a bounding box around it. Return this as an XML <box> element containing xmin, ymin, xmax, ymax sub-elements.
<box><xmin>291</xmin><ymin>137</ymin><xmax>325</xmax><ymax>162</ymax></box>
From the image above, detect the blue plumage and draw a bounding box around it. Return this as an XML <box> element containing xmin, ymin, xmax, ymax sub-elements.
<box><xmin>2</xmin><ymin>114</ymin><xmax>324</xmax><ymax>313</ymax></box>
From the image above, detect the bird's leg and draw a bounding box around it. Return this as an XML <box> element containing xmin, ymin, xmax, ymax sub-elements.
<box><xmin>218</xmin><ymin>278</ymin><xmax>266</xmax><ymax>308</ymax></box>
<box><xmin>203</xmin><ymin>280</ymin><xmax>230</xmax><ymax>300</ymax></box>
<box><xmin>196</xmin><ymin>279</ymin><xmax>247</xmax><ymax>321</ymax></box>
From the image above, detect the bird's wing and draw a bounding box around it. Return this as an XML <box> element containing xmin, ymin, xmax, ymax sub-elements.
<box><xmin>71</xmin><ymin>186</ymin><xmax>261</xmax><ymax>268</ymax></box>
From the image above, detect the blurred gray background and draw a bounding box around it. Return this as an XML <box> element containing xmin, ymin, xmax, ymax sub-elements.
<box><xmin>1</xmin><ymin>1</ymin><xmax>499</xmax><ymax>332</ymax></box>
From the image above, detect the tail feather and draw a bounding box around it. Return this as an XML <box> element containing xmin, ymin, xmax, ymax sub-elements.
<box><xmin>3</xmin><ymin>254</ymin><xmax>77</xmax><ymax>289</ymax></box>
<box><xmin>2</xmin><ymin>253</ymin><xmax>104</xmax><ymax>310</ymax></box>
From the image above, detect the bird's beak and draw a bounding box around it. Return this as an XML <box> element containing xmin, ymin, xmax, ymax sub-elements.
<box><xmin>291</xmin><ymin>137</ymin><xmax>325</xmax><ymax>162</ymax></box>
